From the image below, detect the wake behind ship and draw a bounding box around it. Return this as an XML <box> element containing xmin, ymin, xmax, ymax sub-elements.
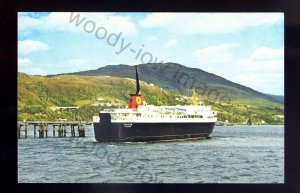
<box><xmin>93</xmin><ymin>66</ymin><xmax>217</xmax><ymax>142</ymax></box>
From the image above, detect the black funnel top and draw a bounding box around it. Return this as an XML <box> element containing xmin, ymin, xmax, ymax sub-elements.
<box><xmin>135</xmin><ymin>66</ymin><xmax>140</xmax><ymax>95</ymax></box>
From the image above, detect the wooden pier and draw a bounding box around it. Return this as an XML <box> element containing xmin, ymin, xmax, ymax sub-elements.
<box><xmin>17</xmin><ymin>121</ymin><xmax>91</xmax><ymax>139</ymax></box>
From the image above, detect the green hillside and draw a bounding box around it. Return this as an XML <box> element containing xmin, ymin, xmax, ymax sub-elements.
<box><xmin>18</xmin><ymin>72</ymin><xmax>284</xmax><ymax>124</ymax></box>
<box><xmin>18</xmin><ymin>72</ymin><xmax>187</xmax><ymax>121</ymax></box>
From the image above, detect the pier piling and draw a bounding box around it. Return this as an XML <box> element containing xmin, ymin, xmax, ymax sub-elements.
<box><xmin>53</xmin><ymin>125</ymin><xmax>55</xmax><ymax>137</ymax></box>
<box><xmin>58</xmin><ymin>123</ymin><xmax>62</xmax><ymax>137</ymax></box>
<box><xmin>71</xmin><ymin>125</ymin><xmax>75</xmax><ymax>137</ymax></box>
<box><xmin>24</xmin><ymin>122</ymin><xmax>28</xmax><ymax>138</ymax></box>
<box><xmin>63</xmin><ymin>123</ymin><xmax>67</xmax><ymax>137</ymax></box>
<box><xmin>78</xmin><ymin>123</ymin><xmax>85</xmax><ymax>137</ymax></box>
<box><xmin>45</xmin><ymin>123</ymin><xmax>48</xmax><ymax>138</ymax></box>
<box><xmin>38</xmin><ymin>123</ymin><xmax>44</xmax><ymax>138</ymax></box>
<box><xmin>34</xmin><ymin>125</ymin><xmax>36</xmax><ymax>138</ymax></box>
<box><xmin>17</xmin><ymin>123</ymin><xmax>21</xmax><ymax>139</ymax></box>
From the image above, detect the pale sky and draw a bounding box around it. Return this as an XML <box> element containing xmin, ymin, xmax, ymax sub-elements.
<box><xmin>18</xmin><ymin>12</ymin><xmax>284</xmax><ymax>95</ymax></box>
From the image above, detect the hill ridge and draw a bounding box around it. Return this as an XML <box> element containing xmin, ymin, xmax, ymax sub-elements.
<box><xmin>52</xmin><ymin>62</ymin><xmax>282</xmax><ymax>104</ymax></box>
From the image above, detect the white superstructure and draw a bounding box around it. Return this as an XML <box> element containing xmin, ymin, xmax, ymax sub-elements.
<box><xmin>93</xmin><ymin>104</ymin><xmax>217</xmax><ymax>123</ymax></box>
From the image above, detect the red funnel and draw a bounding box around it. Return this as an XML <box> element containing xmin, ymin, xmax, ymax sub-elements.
<box><xmin>128</xmin><ymin>94</ymin><xmax>143</xmax><ymax>110</ymax></box>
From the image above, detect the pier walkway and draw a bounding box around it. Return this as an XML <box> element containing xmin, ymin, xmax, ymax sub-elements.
<box><xmin>17</xmin><ymin>121</ymin><xmax>92</xmax><ymax>138</ymax></box>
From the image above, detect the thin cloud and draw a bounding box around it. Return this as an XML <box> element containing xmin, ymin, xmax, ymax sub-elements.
<box><xmin>237</xmin><ymin>47</ymin><xmax>284</xmax><ymax>72</ymax></box>
<box><xmin>164</xmin><ymin>39</ymin><xmax>177</xmax><ymax>48</ymax></box>
<box><xmin>47</xmin><ymin>58</ymin><xmax>93</xmax><ymax>75</ymax></box>
<box><xmin>19</xmin><ymin>67</ymin><xmax>48</xmax><ymax>75</ymax></box>
<box><xmin>18</xmin><ymin>40</ymin><xmax>49</xmax><ymax>55</ymax></box>
<box><xmin>139</xmin><ymin>13</ymin><xmax>283</xmax><ymax>34</ymax></box>
<box><xmin>232</xmin><ymin>72</ymin><xmax>284</xmax><ymax>95</ymax></box>
<box><xmin>18</xmin><ymin>58</ymin><xmax>32</xmax><ymax>66</ymax></box>
<box><xmin>18</xmin><ymin>12</ymin><xmax>137</xmax><ymax>35</ymax></box>
<box><xmin>250</xmin><ymin>47</ymin><xmax>284</xmax><ymax>60</ymax></box>
<box><xmin>193</xmin><ymin>43</ymin><xmax>239</xmax><ymax>65</ymax></box>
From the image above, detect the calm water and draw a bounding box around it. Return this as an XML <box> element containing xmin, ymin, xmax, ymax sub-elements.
<box><xmin>18</xmin><ymin>125</ymin><xmax>284</xmax><ymax>183</ymax></box>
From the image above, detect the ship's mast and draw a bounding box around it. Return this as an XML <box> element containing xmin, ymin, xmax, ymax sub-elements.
<box><xmin>192</xmin><ymin>89</ymin><xmax>199</xmax><ymax>106</ymax></box>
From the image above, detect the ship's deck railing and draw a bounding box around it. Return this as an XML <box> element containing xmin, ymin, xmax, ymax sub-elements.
<box><xmin>108</xmin><ymin>113</ymin><xmax>218</xmax><ymax>121</ymax></box>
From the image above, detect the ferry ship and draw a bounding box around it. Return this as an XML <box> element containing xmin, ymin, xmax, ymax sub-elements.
<box><xmin>93</xmin><ymin>66</ymin><xmax>217</xmax><ymax>142</ymax></box>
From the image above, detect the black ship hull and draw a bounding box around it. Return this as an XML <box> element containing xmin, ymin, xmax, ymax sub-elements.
<box><xmin>93</xmin><ymin>113</ymin><xmax>215</xmax><ymax>142</ymax></box>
